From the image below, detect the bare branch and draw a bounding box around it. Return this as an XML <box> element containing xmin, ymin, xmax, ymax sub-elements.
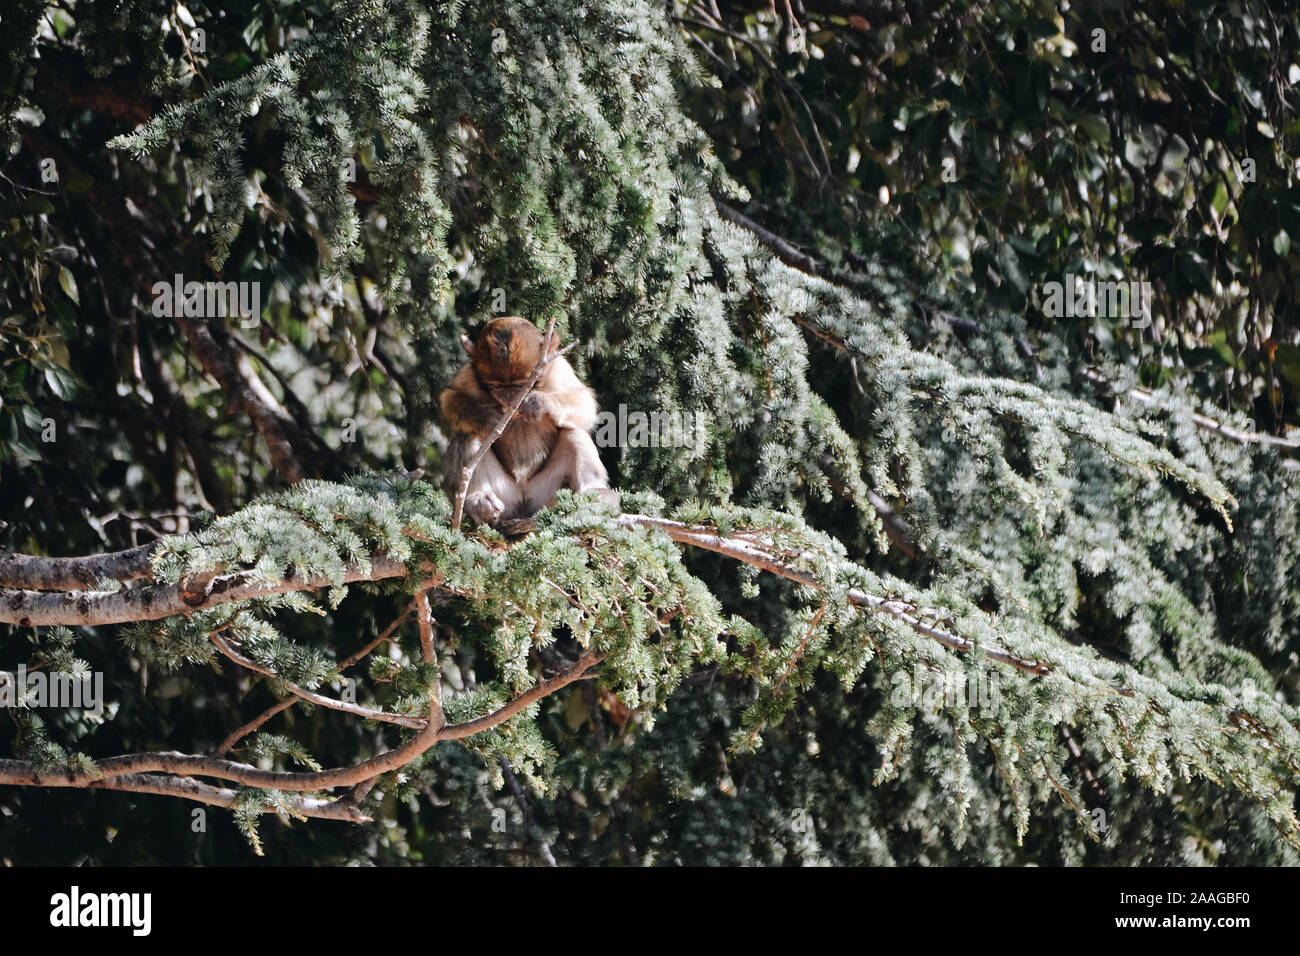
<box><xmin>438</xmin><ymin>651</ymin><xmax>603</xmax><ymax>740</ymax></box>
<box><xmin>216</xmin><ymin>698</ymin><xmax>296</xmax><ymax>758</ymax></box>
<box><xmin>85</xmin><ymin>773</ymin><xmax>369</xmax><ymax>822</ymax></box>
<box><xmin>340</xmin><ymin>604</ymin><xmax>414</xmax><ymax>671</ymax></box>
<box><xmin>0</xmin><ymin>623</ymin><xmax>602</xmax><ymax>798</ymax></box>
<box><xmin>415</xmin><ymin>590</ymin><xmax>442</xmax><ymax>723</ymax></box>
<box><xmin>0</xmin><ymin>708</ymin><xmax>454</xmax><ymax>791</ymax></box>
<box><xmin>0</xmin><ymin>542</ymin><xmax>157</xmax><ymax>590</ymax></box>
<box><xmin>217</xmin><ymin>605</ymin><xmax>413</xmax><ymax>756</ymax></box>
<box><xmin>210</xmin><ymin>631</ymin><xmax>427</xmax><ymax>729</ymax></box>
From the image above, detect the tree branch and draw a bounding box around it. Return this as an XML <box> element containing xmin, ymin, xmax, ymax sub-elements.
<box><xmin>1081</xmin><ymin>368</ymin><xmax>1300</xmax><ymax>454</ymax></box>
<box><xmin>85</xmin><ymin>773</ymin><xmax>369</xmax><ymax>822</ymax></box>
<box><xmin>0</xmin><ymin>551</ymin><xmax>415</xmax><ymax>627</ymax></box>
<box><xmin>717</xmin><ymin>196</ymin><xmax>1300</xmax><ymax>461</ymax></box>
<box><xmin>714</xmin><ymin>196</ymin><xmax>827</xmax><ymax>276</ymax></box>
<box><xmin>1</xmin><ymin>512</ymin><xmax>1048</xmax><ymax>678</ymax></box>
<box><xmin>0</xmin><ymin>648</ymin><xmax>598</xmax><ymax>796</ymax></box>
<box><xmin>617</xmin><ymin>514</ymin><xmax>1051</xmax><ymax>676</ymax></box>
<box><xmin>439</xmin><ymin>651</ymin><xmax>603</xmax><ymax>740</ymax></box>
<box><xmin>210</xmin><ymin>630</ymin><xmax>427</xmax><ymax>729</ymax></box>
<box><xmin>0</xmin><ymin>543</ymin><xmax>156</xmax><ymax>590</ymax></box>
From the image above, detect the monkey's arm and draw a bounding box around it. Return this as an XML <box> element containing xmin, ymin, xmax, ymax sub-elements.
<box><xmin>532</xmin><ymin>357</ymin><xmax>599</xmax><ymax>430</ymax></box>
<box><xmin>439</xmin><ymin>365</ymin><xmax>502</xmax><ymax>435</ymax></box>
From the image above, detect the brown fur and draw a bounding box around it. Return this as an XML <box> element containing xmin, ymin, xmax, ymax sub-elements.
<box><xmin>440</xmin><ymin>317</ymin><xmax>619</xmax><ymax>530</ymax></box>
<box><xmin>471</xmin><ymin>316</ymin><xmax>550</xmax><ymax>388</ymax></box>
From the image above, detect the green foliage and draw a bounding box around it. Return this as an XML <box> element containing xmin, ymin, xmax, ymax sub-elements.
<box><xmin>678</xmin><ymin>0</ymin><xmax>1300</xmax><ymax>430</ymax></box>
<box><xmin>1</xmin><ymin>0</ymin><xmax>1297</xmax><ymax>865</ymax></box>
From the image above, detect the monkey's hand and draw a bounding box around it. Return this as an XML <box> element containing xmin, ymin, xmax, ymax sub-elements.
<box><xmin>465</xmin><ymin>490</ymin><xmax>506</xmax><ymax>525</ymax></box>
<box><xmin>517</xmin><ymin>392</ymin><xmax>551</xmax><ymax>424</ymax></box>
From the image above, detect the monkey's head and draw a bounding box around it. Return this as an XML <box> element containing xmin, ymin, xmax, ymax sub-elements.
<box><xmin>463</xmin><ymin>317</ymin><xmax>557</xmax><ymax>410</ymax></box>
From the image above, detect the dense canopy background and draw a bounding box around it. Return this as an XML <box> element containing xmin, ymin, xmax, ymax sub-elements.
<box><xmin>0</xmin><ymin>0</ymin><xmax>1298</xmax><ymax>865</ymax></box>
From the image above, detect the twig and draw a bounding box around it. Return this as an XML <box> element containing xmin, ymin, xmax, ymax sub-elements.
<box><xmin>439</xmin><ymin>651</ymin><xmax>603</xmax><ymax>740</ymax></box>
<box><xmin>210</xmin><ymin>631</ymin><xmax>427</xmax><ymax>729</ymax></box>
<box><xmin>675</xmin><ymin>16</ymin><xmax>832</xmax><ymax>180</ymax></box>
<box><xmin>218</xmin><ymin>604</ymin><xmax>418</xmax><ymax>759</ymax></box>
<box><xmin>216</xmin><ymin>698</ymin><xmax>296</xmax><ymax>758</ymax></box>
<box><xmin>340</xmin><ymin>603</ymin><xmax>414</xmax><ymax>670</ymax></box>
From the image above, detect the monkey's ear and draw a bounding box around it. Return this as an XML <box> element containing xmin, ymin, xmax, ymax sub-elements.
<box><xmin>460</xmin><ymin>333</ymin><xmax>475</xmax><ymax>356</ymax></box>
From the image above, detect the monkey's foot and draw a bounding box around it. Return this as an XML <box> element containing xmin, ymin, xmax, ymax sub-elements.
<box><xmin>465</xmin><ymin>490</ymin><xmax>505</xmax><ymax>525</ymax></box>
<box><xmin>493</xmin><ymin>516</ymin><xmax>538</xmax><ymax>540</ymax></box>
<box><xmin>594</xmin><ymin>488</ymin><xmax>621</xmax><ymax>511</ymax></box>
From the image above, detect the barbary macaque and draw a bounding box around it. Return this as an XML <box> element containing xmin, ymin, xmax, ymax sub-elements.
<box><xmin>440</xmin><ymin>317</ymin><xmax>619</xmax><ymax>530</ymax></box>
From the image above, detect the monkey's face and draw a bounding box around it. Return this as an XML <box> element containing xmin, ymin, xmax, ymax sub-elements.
<box><xmin>469</xmin><ymin>317</ymin><xmax>551</xmax><ymax>410</ymax></box>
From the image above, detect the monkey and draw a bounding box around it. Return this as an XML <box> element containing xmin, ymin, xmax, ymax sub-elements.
<box><xmin>440</xmin><ymin>316</ymin><xmax>619</xmax><ymax>532</ymax></box>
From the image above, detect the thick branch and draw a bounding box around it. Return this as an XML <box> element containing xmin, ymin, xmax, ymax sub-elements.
<box><xmin>2</xmin><ymin>514</ymin><xmax>1047</xmax><ymax>677</ymax></box>
<box><xmin>0</xmin><ymin>552</ymin><xmax>414</xmax><ymax>627</ymax></box>
<box><xmin>0</xmin><ymin>543</ymin><xmax>156</xmax><ymax>590</ymax></box>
